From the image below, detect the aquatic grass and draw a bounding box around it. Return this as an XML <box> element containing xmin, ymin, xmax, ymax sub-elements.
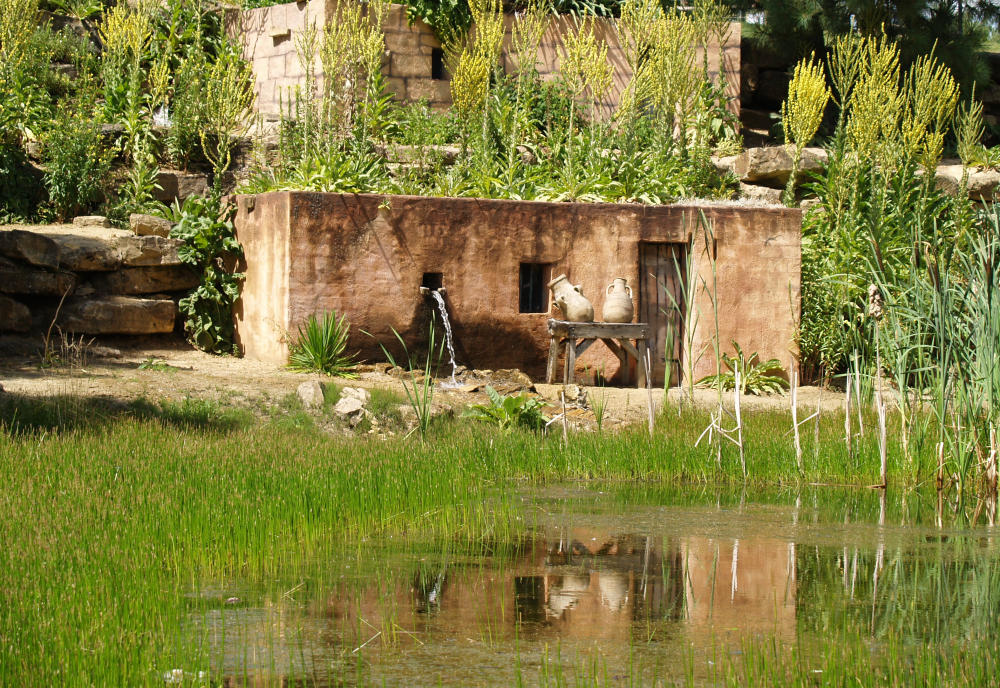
<box><xmin>0</xmin><ymin>391</ymin><xmax>985</xmax><ymax>686</ymax></box>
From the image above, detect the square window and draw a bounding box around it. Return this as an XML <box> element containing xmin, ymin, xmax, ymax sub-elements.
<box><xmin>519</xmin><ymin>263</ymin><xmax>550</xmax><ymax>313</ymax></box>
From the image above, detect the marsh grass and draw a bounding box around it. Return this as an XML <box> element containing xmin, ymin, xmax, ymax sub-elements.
<box><xmin>0</xmin><ymin>391</ymin><xmax>986</xmax><ymax>685</ymax></box>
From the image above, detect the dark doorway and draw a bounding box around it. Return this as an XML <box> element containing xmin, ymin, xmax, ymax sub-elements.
<box><xmin>639</xmin><ymin>242</ymin><xmax>687</xmax><ymax>386</ymax></box>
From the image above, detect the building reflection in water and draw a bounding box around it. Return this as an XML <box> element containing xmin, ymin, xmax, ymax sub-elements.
<box><xmin>329</xmin><ymin>526</ymin><xmax>797</xmax><ymax>644</ymax></box>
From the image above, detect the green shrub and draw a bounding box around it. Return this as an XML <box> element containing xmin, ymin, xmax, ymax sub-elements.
<box><xmin>167</xmin><ymin>195</ymin><xmax>244</xmax><ymax>353</ymax></box>
<box><xmin>288</xmin><ymin>312</ymin><xmax>359</xmax><ymax>377</ymax></box>
<box><xmin>697</xmin><ymin>342</ymin><xmax>789</xmax><ymax>396</ymax></box>
<box><xmin>42</xmin><ymin>107</ymin><xmax>112</xmax><ymax>221</ymax></box>
<box><xmin>464</xmin><ymin>386</ymin><xmax>549</xmax><ymax>431</ymax></box>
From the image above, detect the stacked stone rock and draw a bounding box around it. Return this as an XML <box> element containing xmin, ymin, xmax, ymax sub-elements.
<box><xmin>0</xmin><ymin>215</ymin><xmax>198</xmax><ymax>336</ymax></box>
<box><xmin>717</xmin><ymin>145</ymin><xmax>1000</xmax><ymax>206</ymax></box>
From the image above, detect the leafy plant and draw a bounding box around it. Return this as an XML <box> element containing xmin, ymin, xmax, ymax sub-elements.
<box><xmin>288</xmin><ymin>311</ymin><xmax>358</xmax><ymax>377</ymax></box>
<box><xmin>376</xmin><ymin>324</ymin><xmax>441</xmax><ymax>440</ymax></box>
<box><xmin>697</xmin><ymin>341</ymin><xmax>789</xmax><ymax>396</ymax></box>
<box><xmin>464</xmin><ymin>386</ymin><xmax>549</xmax><ymax>431</ymax></box>
<box><xmin>42</xmin><ymin>105</ymin><xmax>112</xmax><ymax>221</ymax></box>
<box><xmin>167</xmin><ymin>195</ymin><xmax>244</xmax><ymax>354</ymax></box>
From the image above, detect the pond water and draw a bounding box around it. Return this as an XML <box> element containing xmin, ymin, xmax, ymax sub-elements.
<box><xmin>183</xmin><ymin>486</ymin><xmax>1000</xmax><ymax>686</ymax></box>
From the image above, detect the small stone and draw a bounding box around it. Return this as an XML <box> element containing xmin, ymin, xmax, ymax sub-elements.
<box><xmin>72</xmin><ymin>215</ymin><xmax>111</xmax><ymax>228</ymax></box>
<box><xmin>296</xmin><ymin>380</ymin><xmax>324</xmax><ymax>408</ymax></box>
<box><xmin>0</xmin><ymin>229</ymin><xmax>61</xmax><ymax>269</ymax></box>
<box><xmin>334</xmin><ymin>396</ymin><xmax>365</xmax><ymax>417</ymax></box>
<box><xmin>458</xmin><ymin>383</ymin><xmax>482</xmax><ymax>393</ymax></box>
<box><xmin>339</xmin><ymin>387</ymin><xmax>371</xmax><ymax>404</ymax></box>
<box><xmin>129</xmin><ymin>213</ymin><xmax>172</xmax><ymax>238</ymax></box>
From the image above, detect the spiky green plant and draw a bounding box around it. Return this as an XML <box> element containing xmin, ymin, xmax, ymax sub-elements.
<box><xmin>288</xmin><ymin>311</ymin><xmax>358</xmax><ymax>377</ymax></box>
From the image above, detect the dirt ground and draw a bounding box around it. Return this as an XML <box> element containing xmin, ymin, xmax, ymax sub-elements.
<box><xmin>0</xmin><ymin>334</ymin><xmax>848</xmax><ymax>429</ymax></box>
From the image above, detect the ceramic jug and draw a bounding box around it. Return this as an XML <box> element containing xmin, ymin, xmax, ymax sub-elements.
<box><xmin>548</xmin><ymin>274</ymin><xmax>594</xmax><ymax>322</ymax></box>
<box><xmin>603</xmin><ymin>278</ymin><xmax>634</xmax><ymax>323</ymax></box>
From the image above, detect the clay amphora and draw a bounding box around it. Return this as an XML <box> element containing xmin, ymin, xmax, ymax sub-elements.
<box><xmin>548</xmin><ymin>274</ymin><xmax>594</xmax><ymax>322</ymax></box>
<box><xmin>603</xmin><ymin>277</ymin><xmax>634</xmax><ymax>323</ymax></box>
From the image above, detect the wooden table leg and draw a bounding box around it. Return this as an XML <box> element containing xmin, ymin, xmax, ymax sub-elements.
<box><xmin>564</xmin><ymin>339</ymin><xmax>577</xmax><ymax>385</ymax></box>
<box><xmin>637</xmin><ymin>339</ymin><xmax>649</xmax><ymax>389</ymax></box>
<box><xmin>546</xmin><ymin>337</ymin><xmax>559</xmax><ymax>384</ymax></box>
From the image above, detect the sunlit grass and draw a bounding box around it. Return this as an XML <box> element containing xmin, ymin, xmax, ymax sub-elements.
<box><xmin>0</xmin><ymin>391</ymin><xmax>985</xmax><ymax>685</ymax></box>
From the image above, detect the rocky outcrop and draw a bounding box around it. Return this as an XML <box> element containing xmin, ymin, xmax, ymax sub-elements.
<box><xmin>0</xmin><ymin>224</ymin><xmax>195</xmax><ymax>336</ymax></box>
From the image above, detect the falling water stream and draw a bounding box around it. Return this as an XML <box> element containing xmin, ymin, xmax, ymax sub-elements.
<box><xmin>431</xmin><ymin>290</ymin><xmax>461</xmax><ymax>388</ymax></box>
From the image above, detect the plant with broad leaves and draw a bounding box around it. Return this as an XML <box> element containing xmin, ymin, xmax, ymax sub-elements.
<box><xmin>464</xmin><ymin>386</ymin><xmax>549</xmax><ymax>431</ymax></box>
<box><xmin>697</xmin><ymin>341</ymin><xmax>789</xmax><ymax>396</ymax></box>
<box><xmin>167</xmin><ymin>195</ymin><xmax>243</xmax><ymax>354</ymax></box>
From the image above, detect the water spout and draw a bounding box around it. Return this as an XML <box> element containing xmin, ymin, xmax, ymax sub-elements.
<box><xmin>429</xmin><ymin>290</ymin><xmax>461</xmax><ymax>389</ymax></box>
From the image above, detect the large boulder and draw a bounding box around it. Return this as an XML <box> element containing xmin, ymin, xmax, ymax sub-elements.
<box><xmin>0</xmin><ymin>257</ymin><xmax>75</xmax><ymax>296</ymax></box>
<box><xmin>0</xmin><ymin>229</ymin><xmax>61</xmax><ymax>269</ymax></box>
<box><xmin>739</xmin><ymin>183</ymin><xmax>784</xmax><ymax>205</ymax></box>
<box><xmin>732</xmin><ymin>145</ymin><xmax>828</xmax><ymax>188</ymax></box>
<box><xmin>0</xmin><ymin>295</ymin><xmax>30</xmax><ymax>332</ymax></box>
<box><xmin>934</xmin><ymin>164</ymin><xmax>1000</xmax><ymax>202</ymax></box>
<box><xmin>89</xmin><ymin>266</ymin><xmax>199</xmax><ymax>294</ymax></box>
<box><xmin>129</xmin><ymin>213</ymin><xmax>172</xmax><ymax>238</ymax></box>
<box><xmin>72</xmin><ymin>215</ymin><xmax>111</xmax><ymax>228</ymax></box>
<box><xmin>59</xmin><ymin>296</ymin><xmax>177</xmax><ymax>334</ymax></box>
<box><xmin>115</xmin><ymin>235</ymin><xmax>184</xmax><ymax>266</ymax></box>
<box><xmin>154</xmin><ymin>170</ymin><xmax>209</xmax><ymax>203</ymax></box>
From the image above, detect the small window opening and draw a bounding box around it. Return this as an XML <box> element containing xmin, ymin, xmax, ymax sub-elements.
<box><xmin>422</xmin><ymin>272</ymin><xmax>443</xmax><ymax>291</ymax></box>
<box><xmin>431</xmin><ymin>48</ymin><xmax>446</xmax><ymax>80</ymax></box>
<box><xmin>519</xmin><ymin>263</ymin><xmax>550</xmax><ymax>313</ymax></box>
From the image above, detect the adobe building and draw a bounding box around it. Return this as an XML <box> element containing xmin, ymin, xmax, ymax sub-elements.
<box><xmin>232</xmin><ymin>192</ymin><xmax>800</xmax><ymax>386</ymax></box>
<box><xmin>232</xmin><ymin>0</ymin><xmax>741</xmax><ymax>118</ymax></box>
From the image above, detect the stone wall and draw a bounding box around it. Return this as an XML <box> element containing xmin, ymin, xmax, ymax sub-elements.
<box><xmin>233</xmin><ymin>0</ymin><xmax>741</xmax><ymax>118</ymax></box>
<box><xmin>0</xmin><ymin>218</ymin><xmax>196</xmax><ymax>338</ymax></box>
<box><xmin>232</xmin><ymin>192</ymin><xmax>800</xmax><ymax>384</ymax></box>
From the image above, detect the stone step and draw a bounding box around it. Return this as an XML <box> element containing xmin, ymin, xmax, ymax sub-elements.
<box><xmin>59</xmin><ymin>296</ymin><xmax>177</xmax><ymax>335</ymax></box>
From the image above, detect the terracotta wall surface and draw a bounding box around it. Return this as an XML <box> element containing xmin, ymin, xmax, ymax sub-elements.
<box><xmin>233</xmin><ymin>192</ymin><xmax>800</xmax><ymax>384</ymax></box>
<box><xmin>232</xmin><ymin>0</ymin><xmax>740</xmax><ymax>117</ymax></box>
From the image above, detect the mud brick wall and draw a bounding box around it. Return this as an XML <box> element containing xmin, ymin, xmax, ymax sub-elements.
<box><xmin>233</xmin><ymin>0</ymin><xmax>741</xmax><ymax>118</ymax></box>
<box><xmin>233</xmin><ymin>193</ymin><xmax>799</xmax><ymax>384</ymax></box>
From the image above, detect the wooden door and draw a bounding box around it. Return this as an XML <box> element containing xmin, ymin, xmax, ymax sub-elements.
<box><xmin>639</xmin><ymin>243</ymin><xmax>687</xmax><ymax>387</ymax></box>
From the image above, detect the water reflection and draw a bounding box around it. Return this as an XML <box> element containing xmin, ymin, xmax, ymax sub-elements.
<box><xmin>193</xmin><ymin>490</ymin><xmax>1000</xmax><ymax>686</ymax></box>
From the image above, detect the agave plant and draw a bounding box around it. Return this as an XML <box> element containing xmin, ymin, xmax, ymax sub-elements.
<box><xmin>288</xmin><ymin>311</ymin><xmax>358</xmax><ymax>377</ymax></box>
<box><xmin>697</xmin><ymin>341</ymin><xmax>788</xmax><ymax>395</ymax></box>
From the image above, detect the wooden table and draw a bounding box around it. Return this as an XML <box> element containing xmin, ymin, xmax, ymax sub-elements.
<box><xmin>545</xmin><ymin>319</ymin><xmax>651</xmax><ymax>388</ymax></box>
